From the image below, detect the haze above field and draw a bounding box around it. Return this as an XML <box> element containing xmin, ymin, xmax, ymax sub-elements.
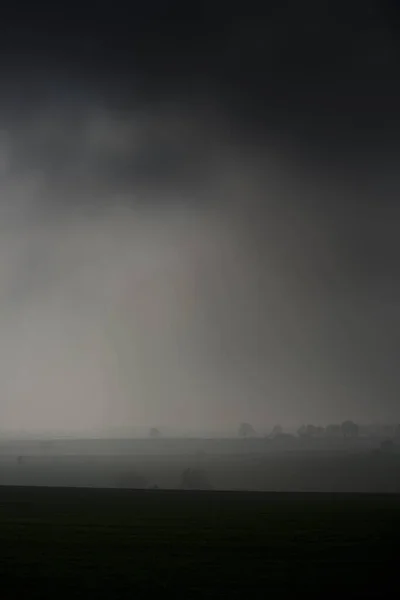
<box><xmin>0</xmin><ymin>3</ymin><xmax>399</xmax><ymax>437</ymax></box>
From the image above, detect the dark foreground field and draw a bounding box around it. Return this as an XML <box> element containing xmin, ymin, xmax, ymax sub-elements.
<box><xmin>0</xmin><ymin>487</ymin><xmax>399</xmax><ymax>598</ymax></box>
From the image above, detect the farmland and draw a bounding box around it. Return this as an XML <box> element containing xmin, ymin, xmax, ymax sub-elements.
<box><xmin>0</xmin><ymin>486</ymin><xmax>398</xmax><ymax>597</ymax></box>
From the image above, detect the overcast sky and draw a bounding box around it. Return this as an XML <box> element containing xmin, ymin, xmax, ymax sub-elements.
<box><xmin>0</xmin><ymin>2</ymin><xmax>399</xmax><ymax>436</ymax></box>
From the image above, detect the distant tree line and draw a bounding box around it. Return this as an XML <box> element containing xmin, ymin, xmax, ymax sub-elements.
<box><xmin>146</xmin><ymin>421</ymin><xmax>400</xmax><ymax>441</ymax></box>
<box><xmin>234</xmin><ymin>420</ymin><xmax>400</xmax><ymax>440</ymax></box>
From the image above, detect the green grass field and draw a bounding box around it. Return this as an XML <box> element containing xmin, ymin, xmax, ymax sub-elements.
<box><xmin>0</xmin><ymin>486</ymin><xmax>398</xmax><ymax>598</ymax></box>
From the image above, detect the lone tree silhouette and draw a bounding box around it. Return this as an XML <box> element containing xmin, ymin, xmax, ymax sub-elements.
<box><xmin>238</xmin><ymin>422</ymin><xmax>256</xmax><ymax>438</ymax></box>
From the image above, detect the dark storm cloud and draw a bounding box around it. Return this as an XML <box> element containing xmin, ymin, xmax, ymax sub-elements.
<box><xmin>0</xmin><ymin>2</ymin><xmax>399</xmax><ymax>434</ymax></box>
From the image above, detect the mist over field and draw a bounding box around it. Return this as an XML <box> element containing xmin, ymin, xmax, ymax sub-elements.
<box><xmin>0</xmin><ymin>98</ymin><xmax>399</xmax><ymax>439</ymax></box>
<box><xmin>0</xmin><ymin>3</ymin><xmax>399</xmax><ymax>440</ymax></box>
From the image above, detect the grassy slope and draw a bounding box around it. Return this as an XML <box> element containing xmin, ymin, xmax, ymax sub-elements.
<box><xmin>0</xmin><ymin>486</ymin><xmax>398</xmax><ymax>598</ymax></box>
